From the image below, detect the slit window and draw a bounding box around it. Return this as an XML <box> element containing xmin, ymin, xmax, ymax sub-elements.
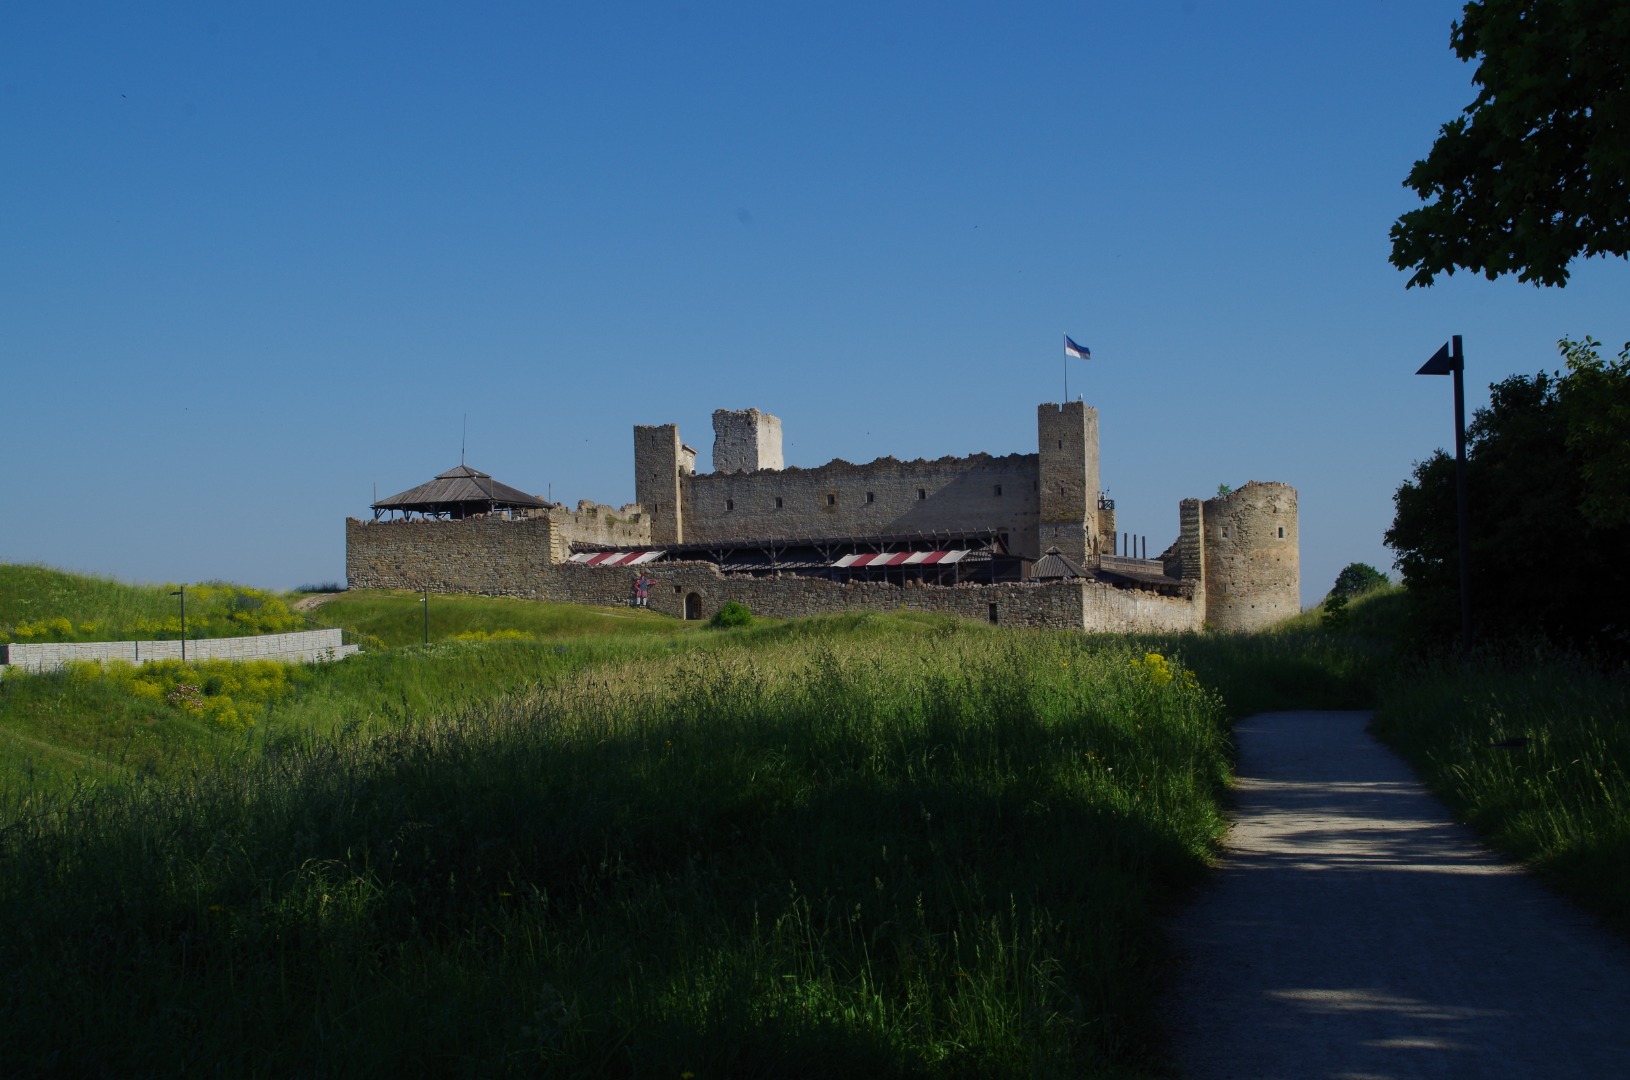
<box><xmin>866</xmin><ymin>492</ymin><xmax>875</xmax><ymax>504</ymax></box>
<box><xmin>994</xmin><ymin>484</ymin><xmax>1003</xmax><ymax>497</ymax></box>
<box><xmin>726</xmin><ymin>499</ymin><xmax>734</xmax><ymax>511</ymax></box>
<box><xmin>775</xmin><ymin>496</ymin><xmax>783</xmax><ymax>509</ymax></box>
<box><xmin>917</xmin><ymin>489</ymin><xmax>927</xmax><ymax>500</ymax></box>
<box><xmin>826</xmin><ymin>493</ymin><xmax>836</xmax><ymax>506</ymax></box>
<box><xmin>1276</xmin><ymin>526</ymin><xmax>1285</xmax><ymax>539</ymax></box>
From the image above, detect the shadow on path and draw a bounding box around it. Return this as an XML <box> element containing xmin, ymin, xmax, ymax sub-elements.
<box><xmin>1164</xmin><ymin>710</ymin><xmax>1630</xmax><ymax>1080</ymax></box>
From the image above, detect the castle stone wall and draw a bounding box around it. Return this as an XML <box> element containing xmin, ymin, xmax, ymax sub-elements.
<box><xmin>546</xmin><ymin>501</ymin><xmax>650</xmax><ymax>562</ymax></box>
<box><xmin>341</xmin><ymin>518</ymin><xmax>1201</xmax><ymax>632</ymax></box>
<box><xmin>679</xmin><ymin>454</ymin><xmax>1043</xmax><ymax>555</ymax></box>
<box><xmin>346</xmin><ymin>516</ymin><xmax>556</xmax><ymax>595</ymax></box>
<box><xmin>548</xmin><ymin>561</ymin><xmax>1200</xmax><ymax>633</ymax></box>
<box><xmin>1200</xmin><ymin>482</ymin><xmax>1299</xmax><ymax>631</ymax></box>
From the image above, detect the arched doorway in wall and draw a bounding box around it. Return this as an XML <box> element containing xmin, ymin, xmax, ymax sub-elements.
<box><xmin>684</xmin><ymin>593</ymin><xmax>702</xmax><ymax>621</ymax></box>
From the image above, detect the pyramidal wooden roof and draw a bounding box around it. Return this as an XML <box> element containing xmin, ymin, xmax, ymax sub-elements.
<box><xmin>373</xmin><ymin>464</ymin><xmax>547</xmax><ymax>517</ymax></box>
<box><xmin>1031</xmin><ymin>547</ymin><xmax>1085</xmax><ymax>580</ymax></box>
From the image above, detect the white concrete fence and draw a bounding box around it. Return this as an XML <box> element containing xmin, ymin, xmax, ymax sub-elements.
<box><xmin>0</xmin><ymin>628</ymin><xmax>359</xmax><ymax>677</ymax></box>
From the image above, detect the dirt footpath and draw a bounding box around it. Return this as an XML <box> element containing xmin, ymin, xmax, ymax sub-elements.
<box><xmin>1164</xmin><ymin>710</ymin><xmax>1630</xmax><ymax>1080</ymax></box>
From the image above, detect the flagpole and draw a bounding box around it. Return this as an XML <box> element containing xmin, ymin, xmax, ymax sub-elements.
<box><xmin>1062</xmin><ymin>334</ymin><xmax>1068</xmax><ymax>403</ymax></box>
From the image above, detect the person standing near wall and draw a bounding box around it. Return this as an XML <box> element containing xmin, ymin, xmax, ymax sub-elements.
<box><xmin>635</xmin><ymin>572</ymin><xmax>651</xmax><ymax>608</ymax></box>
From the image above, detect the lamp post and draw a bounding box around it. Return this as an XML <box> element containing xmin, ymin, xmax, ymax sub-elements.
<box><xmin>1417</xmin><ymin>336</ymin><xmax>1472</xmax><ymax>659</ymax></box>
<box><xmin>169</xmin><ymin>585</ymin><xmax>187</xmax><ymax>663</ymax></box>
<box><xmin>421</xmin><ymin>589</ymin><xmax>429</xmax><ymax>645</ymax></box>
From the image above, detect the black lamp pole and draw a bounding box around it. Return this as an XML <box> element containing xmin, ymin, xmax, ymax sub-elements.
<box><xmin>170</xmin><ymin>586</ymin><xmax>187</xmax><ymax>663</ymax></box>
<box><xmin>422</xmin><ymin>589</ymin><xmax>429</xmax><ymax>645</ymax></box>
<box><xmin>1417</xmin><ymin>336</ymin><xmax>1472</xmax><ymax>658</ymax></box>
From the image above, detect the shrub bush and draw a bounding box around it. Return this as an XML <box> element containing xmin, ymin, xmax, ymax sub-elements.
<box><xmin>708</xmin><ymin>600</ymin><xmax>752</xmax><ymax>628</ymax></box>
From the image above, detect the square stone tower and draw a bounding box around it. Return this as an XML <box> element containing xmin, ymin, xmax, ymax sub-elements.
<box><xmin>1037</xmin><ymin>401</ymin><xmax>1101</xmax><ymax>564</ymax></box>
<box><xmin>712</xmin><ymin>408</ymin><xmax>783</xmax><ymax>474</ymax></box>
<box><xmin>634</xmin><ymin>423</ymin><xmax>689</xmax><ymax>543</ymax></box>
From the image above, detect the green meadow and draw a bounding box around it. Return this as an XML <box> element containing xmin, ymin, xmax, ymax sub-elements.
<box><xmin>1</xmin><ymin>566</ymin><xmax>1623</xmax><ymax>1075</ymax></box>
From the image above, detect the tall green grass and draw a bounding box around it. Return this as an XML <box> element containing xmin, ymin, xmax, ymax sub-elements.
<box><xmin>1137</xmin><ymin>588</ymin><xmax>1409</xmax><ymax>718</ymax></box>
<box><xmin>0</xmin><ymin>628</ymin><xmax>1229</xmax><ymax>1077</ymax></box>
<box><xmin>1372</xmin><ymin>649</ymin><xmax>1630</xmax><ymax>937</ymax></box>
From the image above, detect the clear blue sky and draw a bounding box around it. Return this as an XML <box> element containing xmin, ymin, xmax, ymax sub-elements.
<box><xmin>3</xmin><ymin>2</ymin><xmax>1624</xmax><ymax>606</ymax></box>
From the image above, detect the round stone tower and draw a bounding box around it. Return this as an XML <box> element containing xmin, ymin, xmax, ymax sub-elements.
<box><xmin>1201</xmin><ymin>481</ymin><xmax>1299</xmax><ymax>631</ymax></box>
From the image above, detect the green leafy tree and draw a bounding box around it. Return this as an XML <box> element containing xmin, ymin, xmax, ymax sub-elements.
<box><xmin>1559</xmin><ymin>337</ymin><xmax>1630</xmax><ymax>527</ymax></box>
<box><xmin>1390</xmin><ymin>0</ymin><xmax>1630</xmax><ymax>287</ymax></box>
<box><xmin>1329</xmin><ymin>563</ymin><xmax>1389</xmax><ymax>601</ymax></box>
<box><xmin>1386</xmin><ymin>339</ymin><xmax>1630</xmax><ymax>650</ymax></box>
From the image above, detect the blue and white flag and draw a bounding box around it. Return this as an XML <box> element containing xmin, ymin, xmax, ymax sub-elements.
<box><xmin>1063</xmin><ymin>334</ymin><xmax>1092</xmax><ymax>360</ymax></box>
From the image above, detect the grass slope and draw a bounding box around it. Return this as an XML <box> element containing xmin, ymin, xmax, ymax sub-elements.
<box><xmin>2</xmin><ymin>617</ymin><xmax>1228</xmax><ymax>1078</ymax></box>
<box><xmin>20</xmin><ymin>570</ymin><xmax>1577</xmax><ymax>1076</ymax></box>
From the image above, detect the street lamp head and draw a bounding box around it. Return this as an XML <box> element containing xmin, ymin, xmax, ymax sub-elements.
<box><xmin>1417</xmin><ymin>341</ymin><xmax>1454</xmax><ymax>376</ymax></box>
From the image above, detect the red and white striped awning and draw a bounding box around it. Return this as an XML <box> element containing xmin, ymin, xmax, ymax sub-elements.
<box><xmin>568</xmin><ymin>550</ymin><xmax>665</xmax><ymax>567</ymax></box>
<box><xmin>833</xmin><ymin>550</ymin><xmax>972</xmax><ymax>568</ymax></box>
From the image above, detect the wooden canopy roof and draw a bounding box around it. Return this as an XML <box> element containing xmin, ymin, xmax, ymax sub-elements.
<box><xmin>372</xmin><ymin>465</ymin><xmax>547</xmax><ymax>520</ymax></box>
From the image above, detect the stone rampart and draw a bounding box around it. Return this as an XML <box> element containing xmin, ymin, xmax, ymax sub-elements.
<box><xmin>344</xmin><ymin>490</ymin><xmax>1205</xmax><ymax>632</ymax></box>
<box><xmin>546</xmin><ymin>501</ymin><xmax>650</xmax><ymax>562</ymax></box>
<box><xmin>2</xmin><ymin>629</ymin><xmax>356</xmax><ymax>675</ymax></box>
<box><xmin>545</xmin><ymin>560</ymin><xmax>1200</xmax><ymax>633</ymax></box>
<box><xmin>680</xmin><ymin>453</ymin><xmax>1043</xmax><ymax>556</ymax></box>
<box><xmin>346</xmin><ymin>516</ymin><xmax>556</xmax><ymax>594</ymax></box>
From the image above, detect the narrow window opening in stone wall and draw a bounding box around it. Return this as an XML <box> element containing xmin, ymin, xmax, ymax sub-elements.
<box><xmin>1221</xmin><ymin>526</ymin><xmax>1230</xmax><ymax>539</ymax></box>
<box><xmin>988</xmin><ymin>603</ymin><xmax>999</xmax><ymax>625</ymax></box>
<box><xmin>1057</xmin><ymin>440</ymin><xmax>1062</xmax><ymax>449</ymax></box>
<box><xmin>866</xmin><ymin>491</ymin><xmax>875</xmax><ymax>503</ymax></box>
<box><xmin>826</xmin><ymin>493</ymin><xmax>836</xmax><ymax>506</ymax></box>
<box><xmin>775</xmin><ymin>496</ymin><xmax>783</xmax><ymax>509</ymax></box>
<box><xmin>917</xmin><ymin>489</ymin><xmax>927</xmax><ymax>500</ymax></box>
<box><xmin>1276</xmin><ymin>526</ymin><xmax>1285</xmax><ymax>539</ymax></box>
<box><xmin>994</xmin><ymin>484</ymin><xmax>1002</xmax><ymax>497</ymax></box>
<box><xmin>726</xmin><ymin>499</ymin><xmax>734</xmax><ymax>511</ymax></box>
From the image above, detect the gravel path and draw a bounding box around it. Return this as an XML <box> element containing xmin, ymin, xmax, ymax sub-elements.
<box><xmin>1164</xmin><ymin>710</ymin><xmax>1630</xmax><ymax>1080</ymax></box>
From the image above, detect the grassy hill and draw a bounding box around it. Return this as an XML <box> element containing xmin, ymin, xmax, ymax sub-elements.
<box><xmin>0</xmin><ymin>563</ymin><xmax>306</xmax><ymax>643</ymax></box>
<box><xmin>0</xmin><ymin>568</ymin><xmax>1248</xmax><ymax>1077</ymax></box>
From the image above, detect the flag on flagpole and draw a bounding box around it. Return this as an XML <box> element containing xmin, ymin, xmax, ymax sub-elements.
<box><xmin>1064</xmin><ymin>334</ymin><xmax>1091</xmax><ymax>360</ymax></box>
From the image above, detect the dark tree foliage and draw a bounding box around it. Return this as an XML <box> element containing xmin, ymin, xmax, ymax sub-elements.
<box><xmin>1390</xmin><ymin>0</ymin><xmax>1630</xmax><ymax>287</ymax></box>
<box><xmin>1329</xmin><ymin>563</ymin><xmax>1389</xmax><ymax>601</ymax></box>
<box><xmin>1386</xmin><ymin>341</ymin><xmax>1630</xmax><ymax>651</ymax></box>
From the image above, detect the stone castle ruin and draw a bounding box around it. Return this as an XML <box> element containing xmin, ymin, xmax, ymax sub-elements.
<box><xmin>346</xmin><ymin>401</ymin><xmax>1299</xmax><ymax>632</ymax></box>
